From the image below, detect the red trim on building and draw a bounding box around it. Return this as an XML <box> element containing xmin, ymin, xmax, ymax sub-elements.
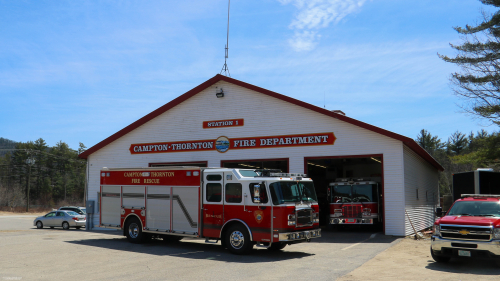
<box><xmin>78</xmin><ymin>74</ymin><xmax>443</xmax><ymax>171</ymax></box>
<box><xmin>221</xmin><ymin>158</ymin><xmax>290</xmax><ymax>173</ymax></box>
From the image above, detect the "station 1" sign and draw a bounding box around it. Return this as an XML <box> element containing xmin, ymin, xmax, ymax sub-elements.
<box><xmin>203</xmin><ymin>119</ymin><xmax>244</xmax><ymax>129</ymax></box>
<box><xmin>129</xmin><ymin>132</ymin><xmax>336</xmax><ymax>154</ymax></box>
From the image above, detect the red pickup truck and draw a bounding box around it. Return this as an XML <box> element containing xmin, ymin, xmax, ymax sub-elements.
<box><xmin>431</xmin><ymin>194</ymin><xmax>500</xmax><ymax>263</ymax></box>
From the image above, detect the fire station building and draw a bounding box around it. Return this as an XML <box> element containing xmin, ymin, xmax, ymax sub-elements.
<box><xmin>79</xmin><ymin>74</ymin><xmax>443</xmax><ymax>236</ymax></box>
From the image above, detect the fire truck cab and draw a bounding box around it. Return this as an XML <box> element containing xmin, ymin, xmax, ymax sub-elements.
<box><xmin>328</xmin><ymin>179</ymin><xmax>381</xmax><ymax>225</ymax></box>
<box><xmin>99</xmin><ymin>167</ymin><xmax>321</xmax><ymax>254</ymax></box>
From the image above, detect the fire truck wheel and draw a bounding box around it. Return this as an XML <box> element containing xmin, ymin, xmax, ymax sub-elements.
<box><xmin>126</xmin><ymin>217</ymin><xmax>145</xmax><ymax>244</ymax></box>
<box><xmin>430</xmin><ymin>247</ymin><xmax>450</xmax><ymax>263</ymax></box>
<box><xmin>225</xmin><ymin>225</ymin><xmax>252</xmax><ymax>255</ymax></box>
<box><xmin>268</xmin><ymin>242</ymin><xmax>286</xmax><ymax>251</ymax></box>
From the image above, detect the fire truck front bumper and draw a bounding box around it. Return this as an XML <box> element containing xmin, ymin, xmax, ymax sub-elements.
<box><xmin>330</xmin><ymin>218</ymin><xmax>374</xmax><ymax>224</ymax></box>
<box><xmin>278</xmin><ymin>229</ymin><xmax>321</xmax><ymax>242</ymax></box>
<box><xmin>431</xmin><ymin>235</ymin><xmax>500</xmax><ymax>259</ymax></box>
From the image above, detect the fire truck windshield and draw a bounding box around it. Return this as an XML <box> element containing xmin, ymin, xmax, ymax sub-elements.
<box><xmin>269</xmin><ymin>181</ymin><xmax>318</xmax><ymax>205</ymax></box>
<box><xmin>447</xmin><ymin>201</ymin><xmax>500</xmax><ymax>217</ymax></box>
<box><xmin>331</xmin><ymin>184</ymin><xmax>377</xmax><ymax>203</ymax></box>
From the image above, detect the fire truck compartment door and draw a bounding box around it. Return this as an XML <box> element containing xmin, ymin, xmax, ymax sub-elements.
<box><xmin>202</xmin><ymin>173</ymin><xmax>224</xmax><ymax>238</ymax></box>
<box><xmin>146</xmin><ymin>186</ymin><xmax>171</xmax><ymax>231</ymax></box>
<box><xmin>172</xmin><ymin>186</ymin><xmax>199</xmax><ymax>232</ymax></box>
<box><xmin>122</xmin><ymin>186</ymin><xmax>145</xmax><ymax>208</ymax></box>
<box><xmin>101</xmin><ymin>185</ymin><xmax>121</xmax><ymax>226</ymax></box>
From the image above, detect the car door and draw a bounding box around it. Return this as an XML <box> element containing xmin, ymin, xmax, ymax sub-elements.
<box><xmin>54</xmin><ymin>211</ymin><xmax>65</xmax><ymax>227</ymax></box>
<box><xmin>42</xmin><ymin>212</ymin><xmax>56</xmax><ymax>226</ymax></box>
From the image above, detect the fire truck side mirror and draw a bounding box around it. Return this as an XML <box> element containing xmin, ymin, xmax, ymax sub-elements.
<box><xmin>327</xmin><ymin>188</ymin><xmax>330</xmax><ymax>197</ymax></box>
<box><xmin>254</xmin><ymin>184</ymin><xmax>261</xmax><ymax>203</ymax></box>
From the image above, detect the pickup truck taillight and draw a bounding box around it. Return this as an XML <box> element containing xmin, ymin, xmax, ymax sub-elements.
<box><xmin>494</xmin><ymin>228</ymin><xmax>500</xmax><ymax>239</ymax></box>
<box><xmin>433</xmin><ymin>224</ymin><xmax>440</xmax><ymax>236</ymax></box>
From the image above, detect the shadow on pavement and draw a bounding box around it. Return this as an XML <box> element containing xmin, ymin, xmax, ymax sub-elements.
<box><xmin>425</xmin><ymin>258</ymin><xmax>500</xmax><ymax>275</ymax></box>
<box><xmin>312</xmin><ymin>228</ymin><xmax>398</xmax><ymax>244</ymax></box>
<box><xmin>66</xmin><ymin>237</ymin><xmax>314</xmax><ymax>263</ymax></box>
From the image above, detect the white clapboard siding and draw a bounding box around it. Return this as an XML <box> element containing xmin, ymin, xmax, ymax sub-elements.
<box><xmin>403</xmin><ymin>145</ymin><xmax>439</xmax><ymax>235</ymax></box>
<box><xmin>87</xmin><ymin>80</ymin><xmax>426</xmax><ymax>236</ymax></box>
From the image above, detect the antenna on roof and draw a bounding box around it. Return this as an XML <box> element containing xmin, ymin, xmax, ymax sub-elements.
<box><xmin>220</xmin><ymin>0</ymin><xmax>231</xmax><ymax>77</ymax></box>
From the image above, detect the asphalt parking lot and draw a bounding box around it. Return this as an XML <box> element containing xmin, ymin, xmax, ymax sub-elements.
<box><xmin>0</xmin><ymin>215</ymin><xmax>398</xmax><ymax>281</ymax></box>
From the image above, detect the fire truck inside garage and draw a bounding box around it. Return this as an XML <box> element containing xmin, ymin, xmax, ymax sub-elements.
<box><xmin>305</xmin><ymin>156</ymin><xmax>383</xmax><ymax>227</ymax></box>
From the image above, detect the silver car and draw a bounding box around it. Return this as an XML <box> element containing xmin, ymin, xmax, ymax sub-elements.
<box><xmin>33</xmin><ymin>210</ymin><xmax>86</xmax><ymax>230</ymax></box>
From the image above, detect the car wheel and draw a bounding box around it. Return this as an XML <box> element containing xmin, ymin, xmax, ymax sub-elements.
<box><xmin>36</xmin><ymin>221</ymin><xmax>43</xmax><ymax>229</ymax></box>
<box><xmin>268</xmin><ymin>242</ymin><xmax>287</xmax><ymax>251</ymax></box>
<box><xmin>125</xmin><ymin>217</ymin><xmax>146</xmax><ymax>244</ymax></box>
<box><xmin>431</xmin><ymin>247</ymin><xmax>450</xmax><ymax>263</ymax></box>
<box><xmin>62</xmin><ymin>222</ymin><xmax>70</xmax><ymax>230</ymax></box>
<box><xmin>225</xmin><ymin>224</ymin><xmax>252</xmax><ymax>255</ymax></box>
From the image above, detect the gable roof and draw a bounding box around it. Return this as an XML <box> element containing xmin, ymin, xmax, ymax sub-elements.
<box><xmin>78</xmin><ymin>74</ymin><xmax>443</xmax><ymax>171</ymax></box>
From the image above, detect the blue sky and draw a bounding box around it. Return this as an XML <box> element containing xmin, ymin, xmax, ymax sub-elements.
<box><xmin>0</xmin><ymin>0</ymin><xmax>497</xmax><ymax>150</ymax></box>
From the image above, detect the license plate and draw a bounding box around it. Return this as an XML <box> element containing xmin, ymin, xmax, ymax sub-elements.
<box><xmin>347</xmin><ymin>219</ymin><xmax>355</xmax><ymax>223</ymax></box>
<box><xmin>458</xmin><ymin>250</ymin><xmax>471</xmax><ymax>257</ymax></box>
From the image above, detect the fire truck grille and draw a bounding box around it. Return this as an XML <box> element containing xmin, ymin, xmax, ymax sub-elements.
<box><xmin>296</xmin><ymin>209</ymin><xmax>312</xmax><ymax>227</ymax></box>
<box><xmin>343</xmin><ymin>205</ymin><xmax>362</xmax><ymax>218</ymax></box>
<box><xmin>440</xmin><ymin>225</ymin><xmax>492</xmax><ymax>241</ymax></box>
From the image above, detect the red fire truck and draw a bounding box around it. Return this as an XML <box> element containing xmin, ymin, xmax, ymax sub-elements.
<box><xmin>327</xmin><ymin>179</ymin><xmax>381</xmax><ymax>225</ymax></box>
<box><xmin>99</xmin><ymin>167</ymin><xmax>321</xmax><ymax>254</ymax></box>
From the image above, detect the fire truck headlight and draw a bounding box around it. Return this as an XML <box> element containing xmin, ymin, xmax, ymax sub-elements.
<box><xmin>288</xmin><ymin>221</ymin><xmax>296</xmax><ymax>226</ymax></box>
<box><xmin>493</xmin><ymin>228</ymin><xmax>500</xmax><ymax>239</ymax></box>
<box><xmin>433</xmin><ymin>225</ymin><xmax>441</xmax><ymax>236</ymax></box>
<box><xmin>362</xmin><ymin>208</ymin><xmax>371</xmax><ymax>216</ymax></box>
<box><xmin>334</xmin><ymin>209</ymin><xmax>342</xmax><ymax>217</ymax></box>
<box><xmin>288</xmin><ymin>214</ymin><xmax>296</xmax><ymax>220</ymax></box>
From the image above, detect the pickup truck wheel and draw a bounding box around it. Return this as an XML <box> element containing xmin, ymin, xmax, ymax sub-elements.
<box><xmin>268</xmin><ymin>242</ymin><xmax>286</xmax><ymax>251</ymax></box>
<box><xmin>126</xmin><ymin>217</ymin><xmax>145</xmax><ymax>244</ymax></box>
<box><xmin>226</xmin><ymin>225</ymin><xmax>252</xmax><ymax>255</ymax></box>
<box><xmin>431</xmin><ymin>247</ymin><xmax>450</xmax><ymax>263</ymax></box>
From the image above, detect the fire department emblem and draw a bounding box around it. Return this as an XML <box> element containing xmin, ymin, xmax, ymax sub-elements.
<box><xmin>215</xmin><ymin>136</ymin><xmax>230</xmax><ymax>153</ymax></box>
<box><xmin>254</xmin><ymin>210</ymin><xmax>264</xmax><ymax>223</ymax></box>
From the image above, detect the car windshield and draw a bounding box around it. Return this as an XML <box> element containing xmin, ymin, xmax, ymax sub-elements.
<box><xmin>66</xmin><ymin>211</ymin><xmax>79</xmax><ymax>216</ymax></box>
<box><xmin>269</xmin><ymin>181</ymin><xmax>318</xmax><ymax>205</ymax></box>
<box><xmin>447</xmin><ymin>201</ymin><xmax>500</xmax><ymax>217</ymax></box>
<box><xmin>67</xmin><ymin>208</ymin><xmax>84</xmax><ymax>215</ymax></box>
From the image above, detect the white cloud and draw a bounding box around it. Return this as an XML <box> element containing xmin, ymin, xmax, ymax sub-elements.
<box><xmin>279</xmin><ymin>0</ymin><xmax>368</xmax><ymax>51</ymax></box>
<box><xmin>288</xmin><ymin>31</ymin><xmax>320</xmax><ymax>51</ymax></box>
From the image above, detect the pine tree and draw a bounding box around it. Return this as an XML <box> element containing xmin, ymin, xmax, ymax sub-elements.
<box><xmin>416</xmin><ymin>129</ymin><xmax>444</xmax><ymax>154</ymax></box>
<box><xmin>439</xmin><ymin>0</ymin><xmax>500</xmax><ymax>125</ymax></box>
<box><xmin>448</xmin><ymin>131</ymin><xmax>469</xmax><ymax>155</ymax></box>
